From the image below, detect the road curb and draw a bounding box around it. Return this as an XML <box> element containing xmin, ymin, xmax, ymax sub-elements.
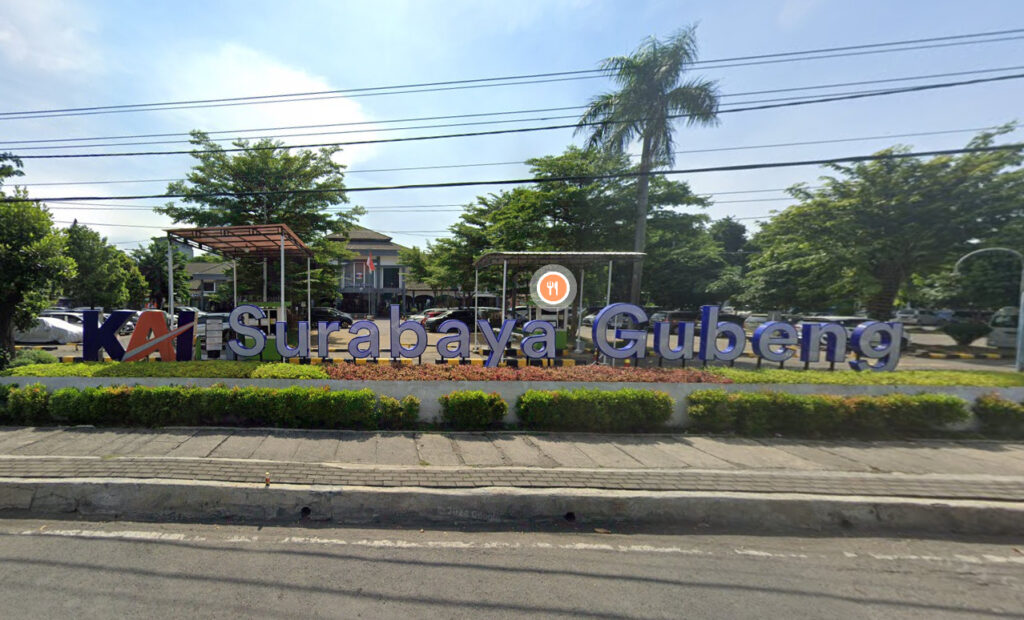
<box><xmin>1</xmin><ymin>478</ymin><xmax>1021</xmax><ymax>535</ymax></box>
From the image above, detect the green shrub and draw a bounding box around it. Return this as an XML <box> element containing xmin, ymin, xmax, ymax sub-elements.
<box><xmin>941</xmin><ymin>321</ymin><xmax>992</xmax><ymax>347</ymax></box>
<box><xmin>709</xmin><ymin>368</ymin><xmax>1024</xmax><ymax>387</ymax></box>
<box><xmin>6</xmin><ymin>384</ymin><xmax>51</xmax><ymax>425</ymax></box>
<box><xmin>687</xmin><ymin>390</ymin><xmax>969</xmax><ymax>438</ymax></box>
<box><xmin>439</xmin><ymin>391</ymin><xmax>507</xmax><ymax>429</ymax></box>
<box><xmin>250</xmin><ymin>363</ymin><xmax>329</xmax><ymax>379</ymax></box>
<box><xmin>973</xmin><ymin>394</ymin><xmax>1024</xmax><ymax>437</ymax></box>
<box><xmin>377</xmin><ymin>395</ymin><xmax>420</xmax><ymax>429</ymax></box>
<box><xmin>9</xmin><ymin>350</ymin><xmax>59</xmax><ymax>367</ymax></box>
<box><xmin>0</xmin><ymin>383</ymin><xmax>16</xmax><ymax>422</ymax></box>
<box><xmin>93</xmin><ymin>361</ymin><xmax>259</xmax><ymax>378</ymax></box>
<box><xmin>3</xmin><ymin>363</ymin><xmax>101</xmax><ymax>377</ymax></box>
<box><xmin>517</xmin><ymin>388</ymin><xmax>673</xmax><ymax>432</ymax></box>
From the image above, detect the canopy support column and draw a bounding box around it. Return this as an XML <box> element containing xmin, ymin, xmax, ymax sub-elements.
<box><xmin>166</xmin><ymin>234</ymin><xmax>174</xmax><ymax>317</ymax></box>
<box><xmin>575</xmin><ymin>268</ymin><xmax>585</xmax><ymax>353</ymax></box>
<box><xmin>232</xmin><ymin>259</ymin><xmax>237</xmax><ymax>308</ymax></box>
<box><xmin>501</xmin><ymin>260</ymin><xmax>508</xmax><ymax>322</ymax></box>
<box><xmin>306</xmin><ymin>256</ymin><xmax>312</xmax><ymax>328</ymax></box>
<box><xmin>605</xmin><ymin>260</ymin><xmax>613</xmax><ymax>306</ymax></box>
<box><xmin>279</xmin><ymin>233</ymin><xmax>286</xmax><ymax>329</ymax></box>
<box><xmin>474</xmin><ymin>268</ymin><xmax>479</xmax><ymax>349</ymax></box>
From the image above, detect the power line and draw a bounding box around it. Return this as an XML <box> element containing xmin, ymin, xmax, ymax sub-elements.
<box><xmin>11</xmin><ymin>143</ymin><xmax>1020</xmax><ymax>204</ymax></box>
<box><xmin>3</xmin><ymin>28</ymin><xmax>1023</xmax><ymax>120</ymax></box>
<box><xmin>5</xmin><ymin>64</ymin><xmax>1020</xmax><ymax>149</ymax></box>
<box><xmin>13</xmin><ymin>73</ymin><xmax>1024</xmax><ymax>160</ymax></box>
<box><xmin>14</xmin><ymin>123</ymin><xmax>1001</xmax><ymax>188</ymax></box>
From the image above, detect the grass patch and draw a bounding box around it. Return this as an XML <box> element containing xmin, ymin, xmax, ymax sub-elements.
<box><xmin>709</xmin><ymin>368</ymin><xmax>1024</xmax><ymax>387</ymax></box>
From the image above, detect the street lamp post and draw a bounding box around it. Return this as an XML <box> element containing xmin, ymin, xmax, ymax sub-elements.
<box><xmin>953</xmin><ymin>247</ymin><xmax>1024</xmax><ymax>372</ymax></box>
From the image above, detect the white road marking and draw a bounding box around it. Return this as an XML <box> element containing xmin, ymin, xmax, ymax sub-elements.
<box><xmin>10</xmin><ymin>528</ymin><xmax>1024</xmax><ymax>566</ymax></box>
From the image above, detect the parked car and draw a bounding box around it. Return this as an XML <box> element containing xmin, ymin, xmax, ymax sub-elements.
<box><xmin>580</xmin><ymin>311</ymin><xmax>649</xmax><ymax>330</ymax></box>
<box><xmin>797</xmin><ymin>315</ymin><xmax>910</xmax><ymax>351</ymax></box>
<box><xmin>893</xmin><ymin>308</ymin><xmax>942</xmax><ymax>326</ymax></box>
<box><xmin>410</xmin><ymin>307</ymin><xmax>449</xmax><ymax>324</ymax></box>
<box><xmin>14</xmin><ymin>316</ymin><xmax>84</xmax><ymax>344</ymax></box>
<box><xmin>424</xmin><ymin>308</ymin><xmax>476</xmax><ymax>331</ymax></box>
<box><xmin>987</xmin><ymin>307</ymin><xmax>1019</xmax><ymax>349</ymax></box>
<box><xmin>195</xmin><ymin>312</ymin><xmax>232</xmax><ymax>340</ymax></box>
<box><xmin>40</xmin><ymin>309</ymin><xmax>84</xmax><ymax>326</ymax></box>
<box><xmin>309</xmin><ymin>307</ymin><xmax>354</xmax><ymax>327</ymax></box>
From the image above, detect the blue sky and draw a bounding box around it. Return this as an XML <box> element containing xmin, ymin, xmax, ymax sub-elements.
<box><xmin>2</xmin><ymin>0</ymin><xmax>1024</xmax><ymax>250</ymax></box>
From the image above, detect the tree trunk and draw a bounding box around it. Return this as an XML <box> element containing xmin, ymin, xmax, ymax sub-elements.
<box><xmin>629</xmin><ymin>135</ymin><xmax>654</xmax><ymax>305</ymax></box>
<box><xmin>866</xmin><ymin>267</ymin><xmax>903</xmax><ymax>320</ymax></box>
<box><xmin>0</xmin><ymin>306</ymin><xmax>15</xmax><ymax>366</ymax></box>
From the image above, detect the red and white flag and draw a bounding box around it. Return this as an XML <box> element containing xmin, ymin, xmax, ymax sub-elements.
<box><xmin>365</xmin><ymin>252</ymin><xmax>375</xmax><ymax>272</ymax></box>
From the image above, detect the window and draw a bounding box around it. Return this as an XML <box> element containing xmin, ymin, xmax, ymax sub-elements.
<box><xmin>382</xmin><ymin>266</ymin><xmax>400</xmax><ymax>288</ymax></box>
<box><xmin>202</xmin><ymin>281</ymin><xmax>217</xmax><ymax>293</ymax></box>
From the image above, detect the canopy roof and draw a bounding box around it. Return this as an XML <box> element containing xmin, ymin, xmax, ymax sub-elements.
<box><xmin>473</xmin><ymin>251</ymin><xmax>645</xmax><ymax>269</ymax></box>
<box><xmin>166</xmin><ymin>224</ymin><xmax>313</xmax><ymax>259</ymax></box>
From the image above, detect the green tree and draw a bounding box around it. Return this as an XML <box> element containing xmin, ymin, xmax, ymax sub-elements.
<box><xmin>741</xmin><ymin>127</ymin><xmax>1024</xmax><ymax>316</ymax></box>
<box><xmin>576</xmin><ymin>26</ymin><xmax>719</xmax><ymax>304</ymax></box>
<box><xmin>130</xmin><ymin>238</ymin><xmax>190</xmax><ymax>308</ymax></box>
<box><xmin>0</xmin><ymin>155</ymin><xmax>76</xmax><ymax>365</ymax></box>
<box><xmin>64</xmin><ymin>222</ymin><xmax>135</xmax><ymax>309</ymax></box>
<box><xmin>117</xmin><ymin>252</ymin><xmax>149</xmax><ymax>308</ymax></box>
<box><xmin>411</xmin><ymin>147</ymin><xmax>717</xmax><ymax>308</ymax></box>
<box><xmin>155</xmin><ymin>131</ymin><xmax>361</xmax><ymax>305</ymax></box>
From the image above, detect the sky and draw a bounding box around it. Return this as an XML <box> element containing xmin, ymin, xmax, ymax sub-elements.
<box><xmin>2</xmin><ymin>0</ymin><xmax>1024</xmax><ymax>251</ymax></box>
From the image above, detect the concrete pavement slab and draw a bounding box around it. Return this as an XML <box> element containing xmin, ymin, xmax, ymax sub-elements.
<box><xmin>451</xmin><ymin>434</ymin><xmax>506</xmax><ymax>466</ymax></box>
<box><xmin>488</xmin><ymin>435</ymin><xmax>558</xmax><ymax>467</ymax></box>
<box><xmin>331</xmin><ymin>433</ymin><xmax>376</xmax><ymax>464</ymax></box>
<box><xmin>207</xmin><ymin>432</ymin><xmax>268</xmax><ymax>459</ymax></box>
<box><xmin>164</xmin><ymin>431</ymin><xmax>226</xmax><ymax>458</ymax></box>
<box><xmin>678</xmin><ymin>437</ymin><xmax>825</xmax><ymax>470</ymax></box>
<box><xmin>521</xmin><ymin>435</ymin><xmax>599</xmax><ymax>468</ymax></box>
<box><xmin>414</xmin><ymin>433</ymin><xmax>461</xmax><ymax>467</ymax></box>
<box><xmin>375</xmin><ymin>433</ymin><xmax>419</xmax><ymax>466</ymax></box>
<box><xmin>290</xmin><ymin>436</ymin><xmax>342</xmax><ymax>463</ymax></box>
<box><xmin>569</xmin><ymin>437</ymin><xmax>644</xmax><ymax>468</ymax></box>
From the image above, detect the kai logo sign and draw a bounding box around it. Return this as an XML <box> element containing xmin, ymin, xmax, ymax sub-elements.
<box><xmin>83</xmin><ymin>304</ymin><xmax>905</xmax><ymax>371</ymax></box>
<box><xmin>83</xmin><ymin>310</ymin><xmax>196</xmax><ymax>362</ymax></box>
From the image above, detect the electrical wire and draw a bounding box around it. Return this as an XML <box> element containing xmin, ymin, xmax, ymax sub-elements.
<box><xmin>12</xmin><ymin>73</ymin><xmax>1024</xmax><ymax>160</ymax></box>
<box><xmin>3</xmin><ymin>27</ymin><xmax>1023</xmax><ymax>120</ymax></box>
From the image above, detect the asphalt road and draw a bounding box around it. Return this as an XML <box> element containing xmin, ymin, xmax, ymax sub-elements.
<box><xmin>0</xmin><ymin>519</ymin><xmax>1020</xmax><ymax>618</ymax></box>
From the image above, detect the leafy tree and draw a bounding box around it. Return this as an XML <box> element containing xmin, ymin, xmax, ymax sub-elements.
<box><xmin>64</xmin><ymin>222</ymin><xmax>137</xmax><ymax>309</ymax></box>
<box><xmin>130</xmin><ymin>237</ymin><xmax>190</xmax><ymax>308</ymax></box>
<box><xmin>155</xmin><ymin>131</ymin><xmax>361</xmax><ymax>305</ymax></box>
<box><xmin>117</xmin><ymin>252</ymin><xmax>149</xmax><ymax>308</ymax></box>
<box><xmin>0</xmin><ymin>155</ymin><xmax>76</xmax><ymax>365</ymax></box>
<box><xmin>709</xmin><ymin>217</ymin><xmax>749</xmax><ymax>267</ymax></box>
<box><xmin>576</xmin><ymin>26</ymin><xmax>719</xmax><ymax>303</ymax></box>
<box><xmin>406</xmin><ymin>147</ymin><xmax>720</xmax><ymax>308</ymax></box>
<box><xmin>741</xmin><ymin>128</ymin><xmax>1024</xmax><ymax>317</ymax></box>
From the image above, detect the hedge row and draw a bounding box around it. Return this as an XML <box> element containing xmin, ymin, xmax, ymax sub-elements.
<box><xmin>972</xmin><ymin>394</ymin><xmax>1024</xmax><ymax>438</ymax></box>
<box><xmin>687</xmin><ymin>390</ymin><xmax>970</xmax><ymax>438</ymax></box>
<box><xmin>2</xmin><ymin>383</ymin><xmax>1021</xmax><ymax>437</ymax></box>
<box><xmin>0</xmin><ymin>384</ymin><xmax>418</xmax><ymax>430</ymax></box>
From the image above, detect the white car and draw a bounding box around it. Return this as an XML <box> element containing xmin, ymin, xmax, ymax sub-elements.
<box><xmin>893</xmin><ymin>308</ymin><xmax>941</xmax><ymax>326</ymax></box>
<box><xmin>14</xmin><ymin>316</ymin><xmax>84</xmax><ymax>344</ymax></box>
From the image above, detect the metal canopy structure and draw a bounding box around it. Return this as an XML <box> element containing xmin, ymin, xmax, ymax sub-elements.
<box><xmin>166</xmin><ymin>224</ymin><xmax>313</xmax><ymax>259</ymax></box>
<box><xmin>164</xmin><ymin>224</ymin><xmax>315</xmax><ymax>330</ymax></box>
<box><xmin>473</xmin><ymin>251</ymin><xmax>645</xmax><ymax>269</ymax></box>
<box><xmin>472</xmin><ymin>251</ymin><xmax>646</xmax><ymax>353</ymax></box>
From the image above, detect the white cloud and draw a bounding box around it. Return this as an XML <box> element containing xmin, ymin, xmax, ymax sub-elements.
<box><xmin>0</xmin><ymin>0</ymin><xmax>100</xmax><ymax>73</ymax></box>
<box><xmin>777</xmin><ymin>0</ymin><xmax>823</xmax><ymax>29</ymax></box>
<box><xmin>157</xmin><ymin>43</ymin><xmax>380</xmax><ymax>168</ymax></box>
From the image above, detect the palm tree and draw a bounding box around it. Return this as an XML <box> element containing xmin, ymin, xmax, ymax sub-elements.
<box><xmin>577</xmin><ymin>26</ymin><xmax>720</xmax><ymax>304</ymax></box>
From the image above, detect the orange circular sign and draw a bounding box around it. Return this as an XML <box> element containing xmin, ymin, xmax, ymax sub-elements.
<box><xmin>529</xmin><ymin>264</ymin><xmax>576</xmax><ymax>310</ymax></box>
<box><xmin>537</xmin><ymin>271</ymin><xmax>571</xmax><ymax>305</ymax></box>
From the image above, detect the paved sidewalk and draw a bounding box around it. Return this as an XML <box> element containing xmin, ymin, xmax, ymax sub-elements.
<box><xmin>0</xmin><ymin>427</ymin><xmax>1023</xmax><ymax>502</ymax></box>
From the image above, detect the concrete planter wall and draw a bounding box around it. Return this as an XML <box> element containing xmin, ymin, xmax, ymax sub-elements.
<box><xmin>3</xmin><ymin>376</ymin><xmax>1022</xmax><ymax>428</ymax></box>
